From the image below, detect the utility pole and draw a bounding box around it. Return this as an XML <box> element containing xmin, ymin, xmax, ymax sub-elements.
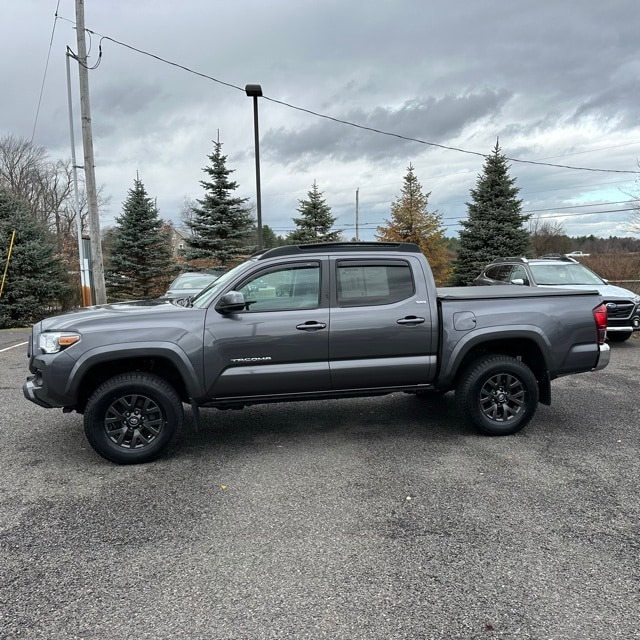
<box><xmin>355</xmin><ymin>188</ymin><xmax>359</xmax><ymax>241</ymax></box>
<box><xmin>75</xmin><ymin>0</ymin><xmax>107</xmax><ymax>304</ymax></box>
<box><xmin>65</xmin><ymin>49</ymin><xmax>92</xmax><ymax>306</ymax></box>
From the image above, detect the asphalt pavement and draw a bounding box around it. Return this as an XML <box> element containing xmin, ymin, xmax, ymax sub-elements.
<box><xmin>1</xmin><ymin>328</ymin><xmax>638</xmax><ymax>639</ymax></box>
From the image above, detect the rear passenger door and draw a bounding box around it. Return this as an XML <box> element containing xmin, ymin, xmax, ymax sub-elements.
<box><xmin>328</xmin><ymin>256</ymin><xmax>437</xmax><ymax>389</ymax></box>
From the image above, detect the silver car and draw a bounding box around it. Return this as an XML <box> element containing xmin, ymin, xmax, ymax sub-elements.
<box><xmin>474</xmin><ymin>255</ymin><xmax>640</xmax><ymax>342</ymax></box>
<box><xmin>163</xmin><ymin>272</ymin><xmax>221</xmax><ymax>300</ymax></box>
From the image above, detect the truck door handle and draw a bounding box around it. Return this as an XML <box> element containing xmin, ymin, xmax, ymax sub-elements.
<box><xmin>296</xmin><ymin>321</ymin><xmax>327</xmax><ymax>331</ymax></box>
<box><xmin>397</xmin><ymin>316</ymin><xmax>425</xmax><ymax>326</ymax></box>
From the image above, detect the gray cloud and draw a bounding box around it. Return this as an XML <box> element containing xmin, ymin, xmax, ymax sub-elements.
<box><xmin>572</xmin><ymin>82</ymin><xmax>640</xmax><ymax>129</ymax></box>
<box><xmin>263</xmin><ymin>89</ymin><xmax>511</xmax><ymax>165</ymax></box>
<box><xmin>92</xmin><ymin>79</ymin><xmax>168</xmax><ymax>137</ymax></box>
<box><xmin>3</xmin><ymin>0</ymin><xmax>640</xmax><ymax>238</ymax></box>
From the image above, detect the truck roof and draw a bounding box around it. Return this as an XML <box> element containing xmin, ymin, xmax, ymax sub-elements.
<box><xmin>256</xmin><ymin>242</ymin><xmax>422</xmax><ymax>260</ymax></box>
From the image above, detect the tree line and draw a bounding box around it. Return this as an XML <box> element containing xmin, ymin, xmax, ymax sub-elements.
<box><xmin>1</xmin><ymin>133</ymin><xmax>638</xmax><ymax>327</ymax></box>
<box><xmin>103</xmin><ymin>138</ymin><xmax>528</xmax><ymax>296</ymax></box>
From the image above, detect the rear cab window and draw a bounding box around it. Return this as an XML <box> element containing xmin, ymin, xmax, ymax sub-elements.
<box><xmin>335</xmin><ymin>259</ymin><xmax>415</xmax><ymax>307</ymax></box>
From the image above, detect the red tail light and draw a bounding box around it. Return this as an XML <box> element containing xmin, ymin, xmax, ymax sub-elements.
<box><xmin>593</xmin><ymin>303</ymin><xmax>607</xmax><ymax>344</ymax></box>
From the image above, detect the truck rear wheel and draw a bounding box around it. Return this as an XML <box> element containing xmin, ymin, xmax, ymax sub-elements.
<box><xmin>456</xmin><ymin>355</ymin><xmax>538</xmax><ymax>436</ymax></box>
<box><xmin>84</xmin><ymin>373</ymin><xmax>184</xmax><ymax>464</ymax></box>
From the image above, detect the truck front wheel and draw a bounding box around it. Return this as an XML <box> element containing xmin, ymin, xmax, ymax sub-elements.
<box><xmin>84</xmin><ymin>373</ymin><xmax>184</xmax><ymax>464</ymax></box>
<box><xmin>456</xmin><ymin>355</ymin><xmax>538</xmax><ymax>436</ymax></box>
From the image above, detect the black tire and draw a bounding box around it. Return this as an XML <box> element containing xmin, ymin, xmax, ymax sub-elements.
<box><xmin>607</xmin><ymin>332</ymin><xmax>632</xmax><ymax>343</ymax></box>
<box><xmin>84</xmin><ymin>372</ymin><xmax>184</xmax><ymax>464</ymax></box>
<box><xmin>455</xmin><ymin>355</ymin><xmax>538</xmax><ymax>436</ymax></box>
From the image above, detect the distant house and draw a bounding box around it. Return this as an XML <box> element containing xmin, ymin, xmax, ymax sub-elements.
<box><xmin>164</xmin><ymin>224</ymin><xmax>189</xmax><ymax>259</ymax></box>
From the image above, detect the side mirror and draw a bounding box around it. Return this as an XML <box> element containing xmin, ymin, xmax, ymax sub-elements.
<box><xmin>510</xmin><ymin>278</ymin><xmax>525</xmax><ymax>286</ymax></box>
<box><xmin>216</xmin><ymin>291</ymin><xmax>246</xmax><ymax>314</ymax></box>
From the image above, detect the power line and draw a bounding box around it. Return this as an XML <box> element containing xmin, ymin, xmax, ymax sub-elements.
<box><xmin>431</xmin><ymin>200</ymin><xmax>639</xmax><ymax>221</ymax></box>
<box><xmin>57</xmin><ymin>16</ymin><xmax>640</xmax><ymax>176</ymax></box>
<box><xmin>31</xmin><ymin>0</ymin><xmax>61</xmax><ymax>142</ymax></box>
<box><xmin>535</xmin><ymin>140</ymin><xmax>640</xmax><ymax>160</ymax></box>
<box><xmin>262</xmin><ymin>95</ymin><xmax>640</xmax><ymax>175</ymax></box>
<box><xmin>263</xmin><ymin>204</ymin><xmax>639</xmax><ymax>234</ymax></box>
<box><xmin>522</xmin><ymin>199</ymin><xmax>638</xmax><ymax>214</ymax></box>
<box><xmin>336</xmin><ymin>205</ymin><xmax>639</xmax><ymax>229</ymax></box>
<box><xmin>56</xmin><ymin>16</ymin><xmax>244</xmax><ymax>91</ymax></box>
<box><xmin>528</xmin><ymin>207</ymin><xmax>638</xmax><ymax>219</ymax></box>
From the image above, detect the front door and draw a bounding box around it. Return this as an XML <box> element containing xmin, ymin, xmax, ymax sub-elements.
<box><xmin>204</xmin><ymin>260</ymin><xmax>331</xmax><ymax>398</ymax></box>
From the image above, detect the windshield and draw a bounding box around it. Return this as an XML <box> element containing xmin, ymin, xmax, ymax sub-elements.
<box><xmin>190</xmin><ymin>260</ymin><xmax>257</xmax><ymax>308</ymax></box>
<box><xmin>171</xmin><ymin>273</ymin><xmax>217</xmax><ymax>290</ymax></box>
<box><xmin>529</xmin><ymin>263</ymin><xmax>605</xmax><ymax>286</ymax></box>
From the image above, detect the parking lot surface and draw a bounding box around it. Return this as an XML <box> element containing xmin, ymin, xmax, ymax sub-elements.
<box><xmin>1</xmin><ymin>328</ymin><xmax>638</xmax><ymax>639</ymax></box>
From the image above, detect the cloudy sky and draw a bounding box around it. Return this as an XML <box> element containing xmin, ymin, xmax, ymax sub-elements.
<box><xmin>5</xmin><ymin>0</ymin><xmax>640</xmax><ymax>241</ymax></box>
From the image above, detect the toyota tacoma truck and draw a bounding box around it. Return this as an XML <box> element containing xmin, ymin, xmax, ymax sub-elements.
<box><xmin>23</xmin><ymin>242</ymin><xmax>610</xmax><ymax>464</ymax></box>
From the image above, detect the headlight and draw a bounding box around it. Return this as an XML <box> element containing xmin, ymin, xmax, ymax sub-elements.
<box><xmin>633</xmin><ymin>295</ymin><xmax>640</xmax><ymax>305</ymax></box>
<box><xmin>39</xmin><ymin>332</ymin><xmax>81</xmax><ymax>354</ymax></box>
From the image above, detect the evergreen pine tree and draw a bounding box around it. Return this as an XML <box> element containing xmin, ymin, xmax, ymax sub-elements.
<box><xmin>185</xmin><ymin>139</ymin><xmax>254</xmax><ymax>267</ymax></box>
<box><xmin>288</xmin><ymin>181</ymin><xmax>341</xmax><ymax>244</ymax></box>
<box><xmin>0</xmin><ymin>189</ymin><xmax>69</xmax><ymax>327</ymax></box>
<box><xmin>376</xmin><ymin>164</ymin><xmax>451</xmax><ymax>286</ymax></box>
<box><xmin>105</xmin><ymin>176</ymin><xmax>175</xmax><ymax>300</ymax></box>
<box><xmin>451</xmin><ymin>141</ymin><xmax>530</xmax><ymax>285</ymax></box>
<box><xmin>256</xmin><ymin>224</ymin><xmax>286</xmax><ymax>249</ymax></box>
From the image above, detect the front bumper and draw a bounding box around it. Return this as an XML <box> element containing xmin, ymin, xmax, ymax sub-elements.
<box><xmin>23</xmin><ymin>375</ymin><xmax>55</xmax><ymax>408</ymax></box>
<box><xmin>605</xmin><ymin>325</ymin><xmax>636</xmax><ymax>334</ymax></box>
<box><xmin>605</xmin><ymin>305</ymin><xmax>640</xmax><ymax>332</ymax></box>
<box><xmin>22</xmin><ymin>349</ymin><xmax>77</xmax><ymax>409</ymax></box>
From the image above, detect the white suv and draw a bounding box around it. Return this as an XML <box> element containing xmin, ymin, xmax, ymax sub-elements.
<box><xmin>475</xmin><ymin>256</ymin><xmax>640</xmax><ymax>342</ymax></box>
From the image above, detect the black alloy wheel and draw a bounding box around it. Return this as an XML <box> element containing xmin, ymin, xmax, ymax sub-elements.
<box><xmin>84</xmin><ymin>372</ymin><xmax>183</xmax><ymax>464</ymax></box>
<box><xmin>456</xmin><ymin>354</ymin><xmax>539</xmax><ymax>436</ymax></box>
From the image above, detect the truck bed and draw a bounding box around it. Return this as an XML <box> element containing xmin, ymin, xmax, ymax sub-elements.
<box><xmin>437</xmin><ymin>285</ymin><xmax>600</xmax><ymax>300</ymax></box>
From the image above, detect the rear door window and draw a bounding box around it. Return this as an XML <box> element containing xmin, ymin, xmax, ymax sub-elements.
<box><xmin>336</xmin><ymin>261</ymin><xmax>414</xmax><ymax>307</ymax></box>
<box><xmin>486</xmin><ymin>265</ymin><xmax>513</xmax><ymax>282</ymax></box>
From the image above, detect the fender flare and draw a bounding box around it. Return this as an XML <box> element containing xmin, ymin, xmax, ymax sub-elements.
<box><xmin>438</xmin><ymin>325</ymin><xmax>553</xmax><ymax>389</ymax></box>
<box><xmin>65</xmin><ymin>341</ymin><xmax>204</xmax><ymax>401</ymax></box>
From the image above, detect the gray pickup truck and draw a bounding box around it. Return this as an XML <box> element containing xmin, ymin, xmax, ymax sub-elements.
<box><xmin>23</xmin><ymin>242</ymin><xmax>610</xmax><ymax>464</ymax></box>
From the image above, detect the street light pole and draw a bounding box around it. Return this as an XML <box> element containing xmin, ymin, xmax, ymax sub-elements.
<box><xmin>245</xmin><ymin>84</ymin><xmax>263</xmax><ymax>251</ymax></box>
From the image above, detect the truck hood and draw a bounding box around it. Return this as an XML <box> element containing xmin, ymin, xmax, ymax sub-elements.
<box><xmin>538</xmin><ymin>283</ymin><xmax>638</xmax><ymax>300</ymax></box>
<box><xmin>40</xmin><ymin>299</ymin><xmax>196</xmax><ymax>332</ymax></box>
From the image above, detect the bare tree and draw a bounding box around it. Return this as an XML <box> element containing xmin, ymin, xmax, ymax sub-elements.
<box><xmin>529</xmin><ymin>218</ymin><xmax>571</xmax><ymax>256</ymax></box>
<box><xmin>179</xmin><ymin>196</ymin><xmax>197</xmax><ymax>234</ymax></box>
<box><xmin>627</xmin><ymin>191</ymin><xmax>640</xmax><ymax>236</ymax></box>
<box><xmin>0</xmin><ymin>135</ymin><xmax>109</xmax><ymax>247</ymax></box>
<box><xmin>0</xmin><ymin>135</ymin><xmax>51</xmax><ymax>216</ymax></box>
<box><xmin>0</xmin><ymin>136</ymin><xmax>76</xmax><ymax>233</ymax></box>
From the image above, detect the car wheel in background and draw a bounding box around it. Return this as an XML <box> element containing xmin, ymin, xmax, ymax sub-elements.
<box><xmin>607</xmin><ymin>332</ymin><xmax>632</xmax><ymax>343</ymax></box>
